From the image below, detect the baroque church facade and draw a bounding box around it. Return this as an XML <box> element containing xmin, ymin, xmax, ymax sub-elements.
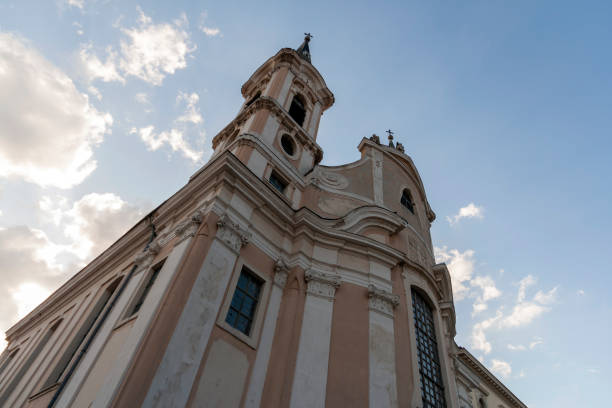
<box><xmin>0</xmin><ymin>36</ymin><xmax>527</xmax><ymax>408</ymax></box>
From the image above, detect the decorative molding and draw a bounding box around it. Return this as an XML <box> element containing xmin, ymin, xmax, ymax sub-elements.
<box><xmin>304</xmin><ymin>270</ymin><xmax>341</xmax><ymax>300</ymax></box>
<box><xmin>273</xmin><ymin>258</ymin><xmax>289</xmax><ymax>288</ymax></box>
<box><xmin>174</xmin><ymin>209</ymin><xmax>205</xmax><ymax>245</ymax></box>
<box><xmin>216</xmin><ymin>214</ymin><xmax>251</xmax><ymax>253</ymax></box>
<box><xmin>133</xmin><ymin>240</ymin><xmax>162</xmax><ymax>271</ymax></box>
<box><xmin>313</xmin><ymin>168</ymin><xmax>349</xmax><ymax>190</ymax></box>
<box><xmin>368</xmin><ymin>284</ymin><xmax>399</xmax><ymax>317</ymax></box>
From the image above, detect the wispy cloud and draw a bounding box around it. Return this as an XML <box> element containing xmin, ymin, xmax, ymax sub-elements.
<box><xmin>199</xmin><ymin>11</ymin><xmax>221</xmax><ymax>37</ymax></box>
<box><xmin>446</xmin><ymin>203</ymin><xmax>484</xmax><ymax>226</ymax></box>
<box><xmin>79</xmin><ymin>8</ymin><xmax>196</xmax><ymax>86</ymax></box>
<box><xmin>490</xmin><ymin>359</ymin><xmax>512</xmax><ymax>378</ymax></box>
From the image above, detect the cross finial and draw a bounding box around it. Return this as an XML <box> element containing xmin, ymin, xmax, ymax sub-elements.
<box><xmin>304</xmin><ymin>33</ymin><xmax>313</xmax><ymax>41</ymax></box>
<box><xmin>386</xmin><ymin>129</ymin><xmax>394</xmax><ymax>140</ymax></box>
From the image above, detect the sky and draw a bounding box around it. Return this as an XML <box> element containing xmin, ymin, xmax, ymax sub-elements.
<box><xmin>0</xmin><ymin>1</ymin><xmax>611</xmax><ymax>406</ymax></box>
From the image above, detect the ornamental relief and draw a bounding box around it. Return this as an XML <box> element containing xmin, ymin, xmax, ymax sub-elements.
<box><xmin>304</xmin><ymin>270</ymin><xmax>341</xmax><ymax>300</ymax></box>
<box><xmin>368</xmin><ymin>284</ymin><xmax>399</xmax><ymax>317</ymax></box>
<box><xmin>216</xmin><ymin>214</ymin><xmax>251</xmax><ymax>253</ymax></box>
<box><xmin>312</xmin><ymin>168</ymin><xmax>349</xmax><ymax>190</ymax></box>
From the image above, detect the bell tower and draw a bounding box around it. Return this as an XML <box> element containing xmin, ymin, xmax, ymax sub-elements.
<box><xmin>210</xmin><ymin>35</ymin><xmax>334</xmax><ymax>206</ymax></box>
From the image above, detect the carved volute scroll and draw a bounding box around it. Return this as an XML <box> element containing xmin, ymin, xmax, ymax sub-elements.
<box><xmin>216</xmin><ymin>214</ymin><xmax>251</xmax><ymax>253</ymax></box>
<box><xmin>134</xmin><ymin>240</ymin><xmax>162</xmax><ymax>271</ymax></box>
<box><xmin>174</xmin><ymin>209</ymin><xmax>205</xmax><ymax>245</ymax></box>
<box><xmin>274</xmin><ymin>258</ymin><xmax>290</xmax><ymax>288</ymax></box>
<box><xmin>368</xmin><ymin>284</ymin><xmax>400</xmax><ymax>318</ymax></box>
<box><xmin>304</xmin><ymin>270</ymin><xmax>341</xmax><ymax>300</ymax></box>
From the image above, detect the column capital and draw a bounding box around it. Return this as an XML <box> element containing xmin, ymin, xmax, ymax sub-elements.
<box><xmin>134</xmin><ymin>240</ymin><xmax>162</xmax><ymax>271</ymax></box>
<box><xmin>216</xmin><ymin>213</ymin><xmax>251</xmax><ymax>253</ymax></box>
<box><xmin>174</xmin><ymin>209</ymin><xmax>205</xmax><ymax>245</ymax></box>
<box><xmin>273</xmin><ymin>258</ymin><xmax>290</xmax><ymax>288</ymax></box>
<box><xmin>368</xmin><ymin>284</ymin><xmax>399</xmax><ymax>318</ymax></box>
<box><xmin>304</xmin><ymin>270</ymin><xmax>341</xmax><ymax>300</ymax></box>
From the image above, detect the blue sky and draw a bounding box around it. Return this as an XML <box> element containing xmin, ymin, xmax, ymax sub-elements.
<box><xmin>1</xmin><ymin>1</ymin><xmax>610</xmax><ymax>406</ymax></box>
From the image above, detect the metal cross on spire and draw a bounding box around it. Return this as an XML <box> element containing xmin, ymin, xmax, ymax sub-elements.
<box><xmin>304</xmin><ymin>32</ymin><xmax>313</xmax><ymax>41</ymax></box>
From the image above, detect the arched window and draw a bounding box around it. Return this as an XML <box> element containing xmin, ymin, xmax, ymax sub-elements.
<box><xmin>401</xmin><ymin>189</ymin><xmax>415</xmax><ymax>214</ymax></box>
<box><xmin>288</xmin><ymin>94</ymin><xmax>306</xmax><ymax>126</ymax></box>
<box><xmin>411</xmin><ymin>288</ymin><xmax>446</xmax><ymax>408</ymax></box>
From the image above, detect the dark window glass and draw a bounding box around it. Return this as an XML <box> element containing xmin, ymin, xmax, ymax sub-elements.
<box><xmin>269</xmin><ymin>172</ymin><xmax>287</xmax><ymax>193</ymax></box>
<box><xmin>288</xmin><ymin>95</ymin><xmax>306</xmax><ymax>126</ymax></box>
<box><xmin>245</xmin><ymin>91</ymin><xmax>261</xmax><ymax>108</ymax></box>
<box><xmin>129</xmin><ymin>260</ymin><xmax>165</xmax><ymax>317</ymax></box>
<box><xmin>281</xmin><ymin>134</ymin><xmax>295</xmax><ymax>156</ymax></box>
<box><xmin>401</xmin><ymin>189</ymin><xmax>415</xmax><ymax>214</ymax></box>
<box><xmin>412</xmin><ymin>289</ymin><xmax>446</xmax><ymax>408</ymax></box>
<box><xmin>225</xmin><ymin>269</ymin><xmax>262</xmax><ymax>336</ymax></box>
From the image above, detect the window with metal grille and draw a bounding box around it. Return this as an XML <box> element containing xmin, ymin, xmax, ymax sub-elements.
<box><xmin>412</xmin><ymin>289</ymin><xmax>446</xmax><ymax>408</ymax></box>
<box><xmin>225</xmin><ymin>269</ymin><xmax>262</xmax><ymax>335</ymax></box>
<box><xmin>268</xmin><ymin>171</ymin><xmax>287</xmax><ymax>193</ymax></box>
<box><xmin>401</xmin><ymin>189</ymin><xmax>415</xmax><ymax>214</ymax></box>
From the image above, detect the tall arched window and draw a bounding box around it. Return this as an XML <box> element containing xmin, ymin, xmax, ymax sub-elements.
<box><xmin>411</xmin><ymin>288</ymin><xmax>446</xmax><ymax>408</ymax></box>
<box><xmin>288</xmin><ymin>94</ymin><xmax>306</xmax><ymax>126</ymax></box>
<box><xmin>401</xmin><ymin>189</ymin><xmax>415</xmax><ymax>214</ymax></box>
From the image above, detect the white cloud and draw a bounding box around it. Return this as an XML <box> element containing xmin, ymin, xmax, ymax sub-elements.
<box><xmin>66</xmin><ymin>0</ymin><xmax>84</xmax><ymax>9</ymax></box>
<box><xmin>470</xmin><ymin>311</ymin><xmax>502</xmax><ymax>354</ymax></box>
<box><xmin>0</xmin><ymin>33</ymin><xmax>112</xmax><ymax>189</ymax></box>
<box><xmin>1</xmin><ymin>192</ymin><xmax>146</xmax><ymax>349</ymax></box>
<box><xmin>517</xmin><ymin>274</ymin><xmax>536</xmax><ymax>302</ymax></box>
<box><xmin>119</xmin><ymin>9</ymin><xmax>196</xmax><ymax>85</ymax></box>
<box><xmin>577</xmin><ymin>289</ymin><xmax>585</xmax><ymax>296</ymax></box>
<box><xmin>79</xmin><ymin>43</ymin><xmax>125</xmax><ymax>83</ymax></box>
<box><xmin>435</xmin><ymin>246</ymin><xmax>475</xmax><ymax>300</ymax></box>
<box><xmin>199</xmin><ymin>11</ymin><xmax>221</xmax><ymax>37</ymax></box>
<box><xmin>446</xmin><ymin>203</ymin><xmax>484</xmax><ymax>226</ymax></box>
<box><xmin>135</xmin><ymin>92</ymin><xmax>150</xmax><ymax>104</ymax></box>
<box><xmin>507</xmin><ymin>344</ymin><xmax>526</xmax><ymax>351</ymax></box>
<box><xmin>131</xmin><ymin>126</ymin><xmax>203</xmax><ymax>163</ymax></box>
<box><xmin>73</xmin><ymin>22</ymin><xmax>84</xmax><ymax>36</ymax></box>
<box><xmin>587</xmin><ymin>368</ymin><xmax>600</xmax><ymax>374</ymax></box>
<box><xmin>529</xmin><ymin>337</ymin><xmax>543</xmax><ymax>349</ymax></box>
<box><xmin>470</xmin><ymin>275</ymin><xmax>502</xmax><ymax>315</ymax></box>
<box><xmin>490</xmin><ymin>359</ymin><xmax>512</xmax><ymax>378</ymax></box>
<box><xmin>88</xmin><ymin>85</ymin><xmax>102</xmax><ymax>101</ymax></box>
<box><xmin>78</xmin><ymin>9</ymin><xmax>195</xmax><ymax>86</ymax></box>
<box><xmin>470</xmin><ymin>276</ymin><xmax>557</xmax><ymax>354</ymax></box>
<box><xmin>39</xmin><ymin>193</ymin><xmax>146</xmax><ymax>261</ymax></box>
<box><xmin>177</xmin><ymin>92</ymin><xmax>203</xmax><ymax>124</ymax></box>
<box><xmin>201</xmin><ymin>27</ymin><xmax>220</xmax><ymax>37</ymax></box>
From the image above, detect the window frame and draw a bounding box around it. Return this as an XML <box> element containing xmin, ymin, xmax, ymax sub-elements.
<box><xmin>268</xmin><ymin>170</ymin><xmax>288</xmax><ymax>194</ymax></box>
<box><xmin>216</xmin><ymin>260</ymin><xmax>271</xmax><ymax>349</ymax></box>
<box><xmin>401</xmin><ymin>188</ymin><xmax>415</xmax><ymax>214</ymax></box>
<box><xmin>411</xmin><ymin>287</ymin><xmax>447</xmax><ymax>408</ymax></box>
<box><xmin>122</xmin><ymin>259</ymin><xmax>167</xmax><ymax>320</ymax></box>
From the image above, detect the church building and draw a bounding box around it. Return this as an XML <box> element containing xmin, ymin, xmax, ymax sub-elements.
<box><xmin>0</xmin><ymin>35</ymin><xmax>527</xmax><ymax>408</ymax></box>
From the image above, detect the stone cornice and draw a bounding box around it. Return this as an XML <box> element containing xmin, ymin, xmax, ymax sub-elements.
<box><xmin>358</xmin><ymin>138</ymin><xmax>436</xmax><ymax>223</ymax></box>
<box><xmin>368</xmin><ymin>284</ymin><xmax>399</xmax><ymax>317</ymax></box>
<box><xmin>456</xmin><ymin>347</ymin><xmax>528</xmax><ymax>408</ymax></box>
<box><xmin>304</xmin><ymin>270</ymin><xmax>341</xmax><ymax>300</ymax></box>
<box><xmin>211</xmin><ymin>96</ymin><xmax>324</xmax><ymax>163</ymax></box>
<box><xmin>240</xmin><ymin>48</ymin><xmax>334</xmax><ymax>110</ymax></box>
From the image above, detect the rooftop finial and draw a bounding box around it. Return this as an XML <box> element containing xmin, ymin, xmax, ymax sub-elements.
<box><xmin>296</xmin><ymin>33</ymin><xmax>312</xmax><ymax>63</ymax></box>
<box><xmin>386</xmin><ymin>129</ymin><xmax>395</xmax><ymax>147</ymax></box>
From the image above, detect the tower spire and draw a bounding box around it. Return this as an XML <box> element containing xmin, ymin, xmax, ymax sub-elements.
<box><xmin>296</xmin><ymin>33</ymin><xmax>312</xmax><ymax>63</ymax></box>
